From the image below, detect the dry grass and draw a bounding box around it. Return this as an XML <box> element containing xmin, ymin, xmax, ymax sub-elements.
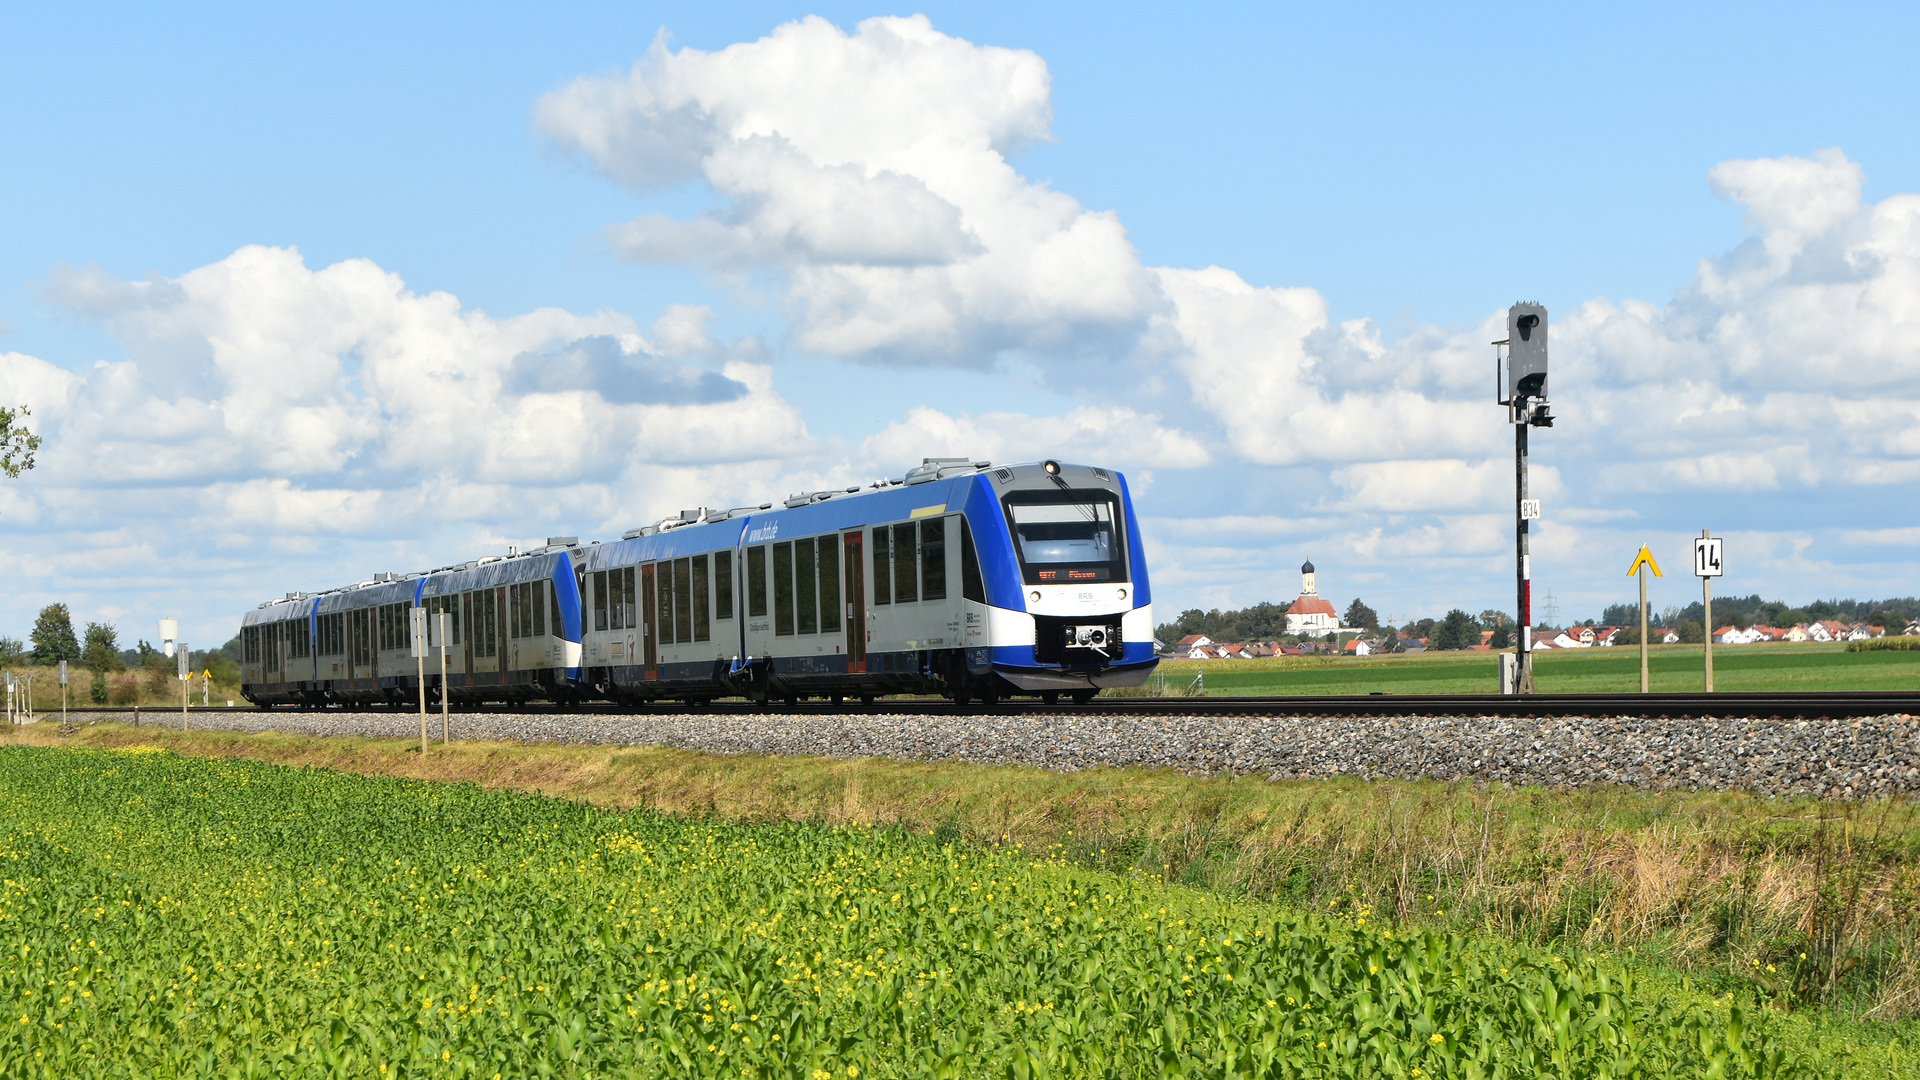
<box><xmin>10</xmin><ymin>720</ymin><xmax>1920</xmax><ymax>1020</ymax></box>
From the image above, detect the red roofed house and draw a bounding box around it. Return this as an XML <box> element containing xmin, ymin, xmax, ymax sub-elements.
<box><xmin>1284</xmin><ymin>559</ymin><xmax>1342</xmax><ymax>637</ymax></box>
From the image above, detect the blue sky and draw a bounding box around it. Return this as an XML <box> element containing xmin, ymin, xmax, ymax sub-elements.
<box><xmin>3</xmin><ymin>2</ymin><xmax>1919</xmax><ymax>646</ymax></box>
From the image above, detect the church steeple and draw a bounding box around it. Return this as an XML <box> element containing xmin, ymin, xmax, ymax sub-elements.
<box><xmin>1300</xmin><ymin>558</ymin><xmax>1316</xmax><ymax>595</ymax></box>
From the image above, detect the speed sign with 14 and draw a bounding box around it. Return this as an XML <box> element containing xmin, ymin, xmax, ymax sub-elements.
<box><xmin>1694</xmin><ymin>536</ymin><xmax>1724</xmax><ymax>578</ymax></box>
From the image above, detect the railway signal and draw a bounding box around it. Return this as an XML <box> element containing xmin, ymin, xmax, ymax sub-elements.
<box><xmin>1626</xmin><ymin>546</ymin><xmax>1663</xmax><ymax>692</ymax></box>
<box><xmin>1695</xmin><ymin>531</ymin><xmax>1723</xmax><ymax>691</ymax></box>
<box><xmin>1495</xmin><ymin>302</ymin><xmax>1554</xmax><ymax>693</ymax></box>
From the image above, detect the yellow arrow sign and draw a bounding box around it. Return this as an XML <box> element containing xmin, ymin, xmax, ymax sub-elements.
<box><xmin>202</xmin><ymin>670</ymin><xmax>211</xmax><ymax>679</ymax></box>
<box><xmin>1625</xmin><ymin>546</ymin><xmax>1664</xmax><ymax>578</ymax></box>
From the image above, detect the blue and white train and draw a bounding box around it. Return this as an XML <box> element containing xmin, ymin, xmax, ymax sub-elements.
<box><xmin>238</xmin><ymin>459</ymin><xmax>1156</xmax><ymax>707</ymax></box>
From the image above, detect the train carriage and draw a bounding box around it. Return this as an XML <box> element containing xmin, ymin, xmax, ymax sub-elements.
<box><xmin>416</xmin><ymin>543</ymin><xmax>585</xmax><ymax>705</ymax></box>
<box><xmin>309</xmin><ymin>576</ymin><xmax>423</xmax><ymax>707</ymax></box>
<box><xmin>580</xmin><ymin>518</ymin><xmax>743</xmax><ymax>703</ymax></box>
<box><xmin>238</xmin><ymin>595</ymin><xmax>318</xmax><ymax>706</ymax></box>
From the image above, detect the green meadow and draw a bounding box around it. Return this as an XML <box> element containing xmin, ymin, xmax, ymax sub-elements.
<box><xmin>1148</xmin><ymin>642</ymin><xmax>1920</xmax><ymax>696</ymax></box>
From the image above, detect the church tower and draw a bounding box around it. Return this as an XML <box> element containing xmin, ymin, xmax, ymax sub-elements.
<box><xmin>1285</xmin><ymin>557</ymin><xmax>1337</xmax><ymax>636</ymax></box>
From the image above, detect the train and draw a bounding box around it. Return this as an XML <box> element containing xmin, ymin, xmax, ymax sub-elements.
<box><xmin>237</xmin><ymin>458</ymin><xmax>1157</xmax><ymax>707</ymax></box>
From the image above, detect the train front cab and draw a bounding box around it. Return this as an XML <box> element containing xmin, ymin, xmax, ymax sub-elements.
<box><xmin>965</xmin><ymin>461</ymin><xmax>1157</xmax><ymax>700</ymax></box>
<box><xmin>724</xmin><ymin>460</ymin><xmax>1153</xmax><ymax>703</ymax></box>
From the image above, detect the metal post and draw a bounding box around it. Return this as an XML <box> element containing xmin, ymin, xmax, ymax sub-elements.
<box><xmin>1702</xmin><ymin>528</ymin><xmax>1714</xmax><ymax>692</ymax></box>
<box><xmin>179</xmin><ymin>643</ymin><xmax>190</xmax><ymax>731</ymax></box>
<box><xmin>437</xmin><ymin>612</ymin><xmax>451</xmax><ymax>745</ymax></box>
<box><xmin>59</xmin><ymin>661</ymin><xmax>68</xmax><ymax>726</ymax></box>
<box><xmin>415</xmin><ymin>608</ymin><xmax>428</xmax><ymax>756</ymax></box>
<box><xmin>1638</xmin><ymin>568</ymin><xmax>1650</xmax><ymax>693</ymax></box>
<box><xmin>1515</xmin><ymin>419</ymin><xmax>1534</xmax><ymax>692</ymax></box>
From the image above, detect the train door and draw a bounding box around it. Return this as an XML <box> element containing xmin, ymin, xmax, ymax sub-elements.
<box><xmin>641</xmin><ymin>563</ymin><xmax>658</xmax><ymax>681</ymax></box>
<box><xmin>497</xmin><ymin>586</ymin><xmax>509</xmax><ymax>683</ymax></box>
<box><xmin>462</xmin><ymin>593</ymin><xmax>474</xmax><ymax>687</ymax></box>
<box><xmin>843</xmin><ymin>531</ymin><xmax>867</xmax><ymax>674</ymax></box>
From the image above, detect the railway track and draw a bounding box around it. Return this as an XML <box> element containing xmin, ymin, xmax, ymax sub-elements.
<box><xmin>53</xmin><ymin>690</ymin><xmax>1920</xmax><ymax>721</ymax></box>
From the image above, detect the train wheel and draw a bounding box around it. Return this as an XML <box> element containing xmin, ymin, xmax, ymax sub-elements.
<box><xmin>859</xmin><ymin>694</ymin><xmax>874</xmax><ymax>705</ymax></box>
<box><xmin>1071</xmin><ymin>689</ymin><xmax>1097</xmax><ymax>705</ymax></box>
<box><xmin>1040</xmin><ymin>691</ymin><xmax>1059</xmax><ymax>706</ymax></box>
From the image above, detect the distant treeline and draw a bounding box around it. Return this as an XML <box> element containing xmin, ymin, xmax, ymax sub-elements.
<box><xmin>1158</xmin><ymin>592</ymin><xmax>1920</xmax><ymax>651</ymax></box>
<box><xmin>1594</xmin><ymin>595</ymin><xmax>1919</xmax><ymax>630</ymax></box>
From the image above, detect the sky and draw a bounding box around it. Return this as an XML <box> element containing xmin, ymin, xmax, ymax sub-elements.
<box><xmin>3</xmin><ymin>1</ymin><xmax>1920</xmax><ymax>647</ymax></box>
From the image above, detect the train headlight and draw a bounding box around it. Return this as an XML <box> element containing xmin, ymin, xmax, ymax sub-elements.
<box><xmin>1117</xmin><ymin>587</ymin><xmax>1127</xmax><ymax>601</ymax></box>
<box><xmin>1030</xmin><ymin>590</ymin><xmax>1042</xmax><ymax>603</ymax></box>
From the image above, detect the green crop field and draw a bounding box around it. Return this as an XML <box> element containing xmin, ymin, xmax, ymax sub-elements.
<box><xmin>0</xmin><ymin>745</ymin><xmax>1832</xmax><ymax>1078</ymax></box>
<box><xmin>1147</xmin><ymin>643</ymin><xmax>1920</xmax><ymax>697</ymax></box>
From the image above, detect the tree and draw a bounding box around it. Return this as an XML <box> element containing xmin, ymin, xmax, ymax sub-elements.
<box><xmin>1678</xmin><ymin>620</ymin><xmax>1705</xmax><ymax>644</ymax></box>
<box><xmin>1729</xmin><ymin>608</ymin><xmax>1751</xmax><ymax>631</ymax></box>
<box><xmin>0</xmin><ymin>636</ymin><xmax>24</xmax><ymax>665</ymax></box>
<box><xmin>1432</xmin><ymin>609</ymin><xmax>1477</xmax><ymax>651</ymax></box>
<box><xmin>83</xmin><ymin>621</ymin><xmax>123</xmax><ymax>673</ymax></box>
<box><xmin>1377</xmin><ymin>624</ymin><xmax>1400</xmax><ymax>652</ymax></box>
<box><xmin>1489</xmin><ymin>622</ymin><xmax>1512</xmax><ymax>649</ymax></box>
<box><xmin>1343</xmin><ymin>599</ymin><xmax>1379</xmax><ymax>631</ymax></box>
<box><xmin>0</xmin><ymin>404</ymin><xmax>40</xmax><ymax>482</ymax></box>
<box><xmin>29</xmin><ymin>603</ymin><xmax>80</xmax><ymax>665</ymax></box>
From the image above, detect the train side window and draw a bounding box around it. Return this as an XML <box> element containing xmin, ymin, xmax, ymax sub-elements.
<box><xmin>691</xmin><ymin>554</ymin><xmax>710</xmax><ymax>642</ymax></box>
<box><xmin>508</xmin><ymin>585</ymin><xmax>521</xmax><ymax>640</ymax></box>
<box><xmin>486</xmin><ymin>589</ymin><xmax>499</xmax><ymax>656</ymax></box>
<box><xmin>747</xmin><ymin>546</ymin><xmax>769</xmax><ymax>618</ymax></box>
<box><xmin>548</xmin><ymin>580</ymin><xmax>561</xmax><ymax>638</ymax></box>
<box><xmin>520</xmin><ymin>583</ymin><xmax>533</xmax><ymax>638</ymax></box>
<box><xmin>377</xmin><ymin>605</ymin><xmax>388</xmax><ymax>651</ymax></box>
<box><xmin>960</xmin><ymin>518</ymin><xmax>986</xmax><ymax>603</ymax></box>
<box><xmin>673</xmin><ymin>557</ymin><xmax>693</xmax><ymax>644</ymax></box>
<box><xmin>795</xmin><ymin>538</ymin><xmax>817</xmax><ymax>634</ymax></box>
<box><xmin>534</xmin><ymin>581</ymin><xmax>547</xmax><ymax>638</ymax></box>
<box><xmin>772</xmin><ymin>541</ymin><xmax>795</xmax><ymax>635</ymax></box>
<box><xmin>892</xmin><ymin>523</ymin><xmax>918</xmax><ymax>603</ymax></box>
<box><xmin>623</xmin><ymin>566</ymin><xmax>638</xmax><ymax>630</ymax></box>
<box><xmin>818</xmin><ymin>538</ymin><xmax>840</xmax><ymax>631</ymax></box>
<box><xmin>655</xmin><ymin>561</ymin><xmax>673</xmax><ymax>644</ymax></box>
<box><xmin>871</xmin><ymin>528</ymin><xmax>891</xmax><ymax>605</ymax></box>
<box><xmin>920</xmin><ymin>518</ymin><xmax>947</xmax><ymax>601</ymax></box>
<box><xmin>713</xmin><ymin>551</ymin><xmax>733</xmax><ymax>620</ymax></box>
<box><xmin>592</xmin><ymin>571</ymin><xmax>609</xmax><ymax>632</ymax></box>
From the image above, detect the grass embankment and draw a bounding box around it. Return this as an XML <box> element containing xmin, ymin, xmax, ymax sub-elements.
<box><xmin>16</xmin><ymin>723</ymin><xmax>1920</xmax><ymax>1053</ymax></box>
<box><xmin>1148</xmin><ymin>642</ymin><xmax>1920</xmax><ymax>696</ymax></box>
<box><xmin>0</xmin><ymin>741</ymin><xmax>1875</xmax><ymax>1077</ymax></box>
<box><xmin>0</xmin><ymin>662</ymin><xmax>242</xmax><ymax>711</ymax></box>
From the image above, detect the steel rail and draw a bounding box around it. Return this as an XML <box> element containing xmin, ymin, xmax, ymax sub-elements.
<box><xmin>51</xmin><ymin>691</ymin><xmax>1920</xmax><ymax>721</ymax></box>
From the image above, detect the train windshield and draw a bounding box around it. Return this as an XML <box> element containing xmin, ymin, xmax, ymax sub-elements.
<box><xmin>1003</xmin><ymin>493</ymin><xmax>1127</xmax><ymax>585</ymax></box>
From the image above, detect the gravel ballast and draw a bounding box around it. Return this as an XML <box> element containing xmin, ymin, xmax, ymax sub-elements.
<box><xmin>77</xmin><ymin>707</ymin><xmax>1920</xmax><ymax>799</ymax></box>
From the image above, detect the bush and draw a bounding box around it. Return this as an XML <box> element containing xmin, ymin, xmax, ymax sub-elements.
<box><xmin>89</xmin><ymin>669</ymin><xmax>108</xmax><ymax>704</ymax></box>
<box><xmin>107</xmin><ymin>673</ymin><xmax>141</xmax><ymax>706</ymax></box>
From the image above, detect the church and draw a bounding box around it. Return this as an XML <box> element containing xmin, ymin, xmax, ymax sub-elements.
<box><xmin>1284</xmin><ymin>559</ymin><xmax>1342</xmax><ymax>637</ymax></box>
